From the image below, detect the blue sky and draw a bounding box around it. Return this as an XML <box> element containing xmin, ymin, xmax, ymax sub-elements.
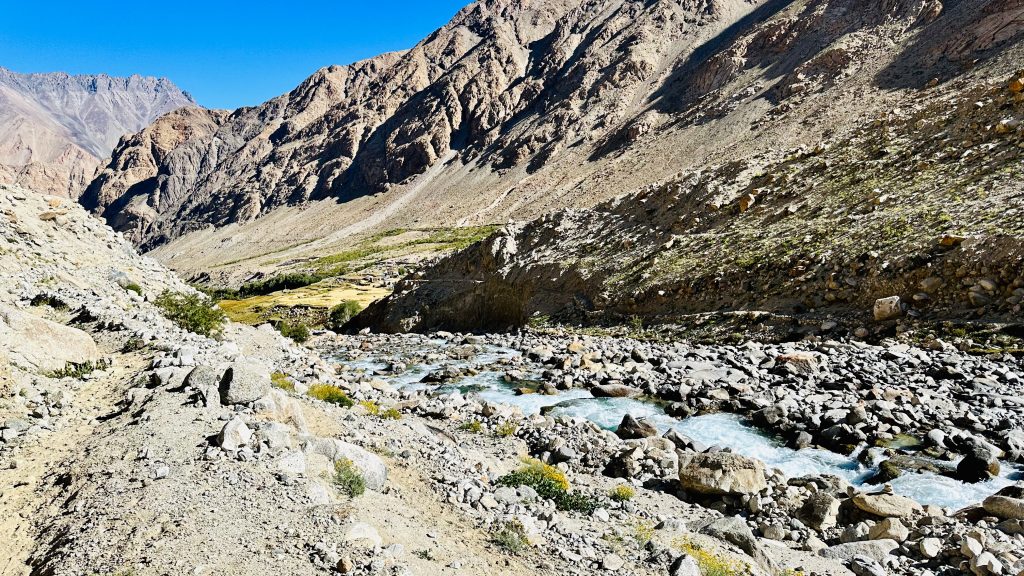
<box><xmin>0</xmin><ymin>1</ymin><xmax>470</xmax><ymax>109</ymax></box>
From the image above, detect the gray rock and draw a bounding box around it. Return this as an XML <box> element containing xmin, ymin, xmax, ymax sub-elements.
<box><xmin>680</xmin><ymin>452</ymin><xmax>767</xmax><ymax>496</ymax></box>
<box><xmin>219</xmin><ymin>360</ymin><xmax>271</xmax><ymax>405</ymax></box>
<box><xmin>304</xmin><ymin>438</ymin><xmax>388</xmax><ymax>491</ymax></box>
<box><xmin>798</xmin><ymin>492</ymin><xmax>842</xmax><ymax>531</ymax></box>
<box><xmin>819</xmin><ymin>540</ymin><xmax>899</xmax><ymax>563</ymax></box>
<box><xmin>185</xmin><ymin>365</ymin><xmax>224</xmax><ymax>407</ymax></box>
<box><xmin>850</xmin><ymin>554</ymin><xmax>888</xmax><ymax>576</ymax></box>
<box><xmin>219</xmin><ymin>417</ymin><xmax>253</xmax><ymax>451</ymax></box>
<box><xmin>616</xmin><ymin>414</ymin><xmax>657</xmax><ymax>439</ymax></box>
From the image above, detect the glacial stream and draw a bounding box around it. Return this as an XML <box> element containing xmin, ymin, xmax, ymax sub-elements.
<box><xmin>340</xmin><ymin>345</ymin><xmax>1018</xmax><ymax>511</ymax></box>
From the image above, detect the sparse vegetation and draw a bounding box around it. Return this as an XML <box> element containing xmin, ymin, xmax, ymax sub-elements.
<box><xmin>459</xmin><ymin>420</ymin><xmax>484</xmax><ymax>433</ymax></box>
<box><xmin>307</xmin><ymin>383</ymin><xmax>354</xmax><ymax>407</ymax></box>
<box><xmin>672</xmin><ymin>537</ymin><xmax>746</xmax><ymax>576</ymax></box>
<box><xmin>271</xmin><ymin>371</ymin><xmax>295</xmax><ymax>392</ymax></box>
<box><xmin>277</xmin><ymin>320</ymin><xmax>311</xmax><ymax>343</ymax></box>
<box><xmin>124</xmin><ymin>282</ymin><xmax>143</xmax><ymax>296</ymax></box>
<box><xmin>30</xmin><ymin>294</ymin><xmax>68</xmax><ymax>310</ymax></box>
<box><xmin>332</xmin><ymin>458</ymin><xmax>366</xmax><ymax>498</ymax></box>
<box><xmin>609</xmin><ymin>484</ymin><xmax>635</xmax><ymax>502</ymax></box>
<box><xmin>491</xmin><ymin>519</ymin><xmax>530</xmax><ymax>555</ymax></box>
<box><xmin>154</xmin><ymin>291</ymin><xmax>226</xmax><ymax>337</ymax></box>
<box><xmin>495</xmin><ymin>421</ymin><xmax>518</xmax><ymax>437</ymax></box>
<box><xmin>329</xmin><ymin>300</ymin><xmax>363</xmax><ymax>329</ymax></box>
<box><xmin>46</xmin><ymin>358</ymin><xmax>111</xmax><ymax>379</ymax></box>
<box><xmin>359</xmin><ymin>400</ymin><xmax>381</xmax><ymax>415</ymax></box>
<box><xmin>380</xmin><ymin>407</ymin><xmax>402</xmax><ymax>420</ymax></box>
<box><xmin>496</xmin><ymin>457</ymin><xmax>600</xmax><ymax>514</ymax></box>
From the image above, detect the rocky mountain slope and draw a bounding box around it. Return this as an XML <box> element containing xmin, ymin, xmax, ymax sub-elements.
<box><xmin>86</xmin><ymin>0</ymin><xmax>1024</xmax><ymax>278</ymax></box>
<box><xmin>356</xmin><ymin>8</ymin><xmax>1024</xmax><ymax>334</ymax></box>
<box><xmin>0</xmin><ymin>67</ymin><xmax>193</xmax><ymax>197</ymax></box>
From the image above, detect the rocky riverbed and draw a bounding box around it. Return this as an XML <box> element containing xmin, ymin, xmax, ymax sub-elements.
<box><xmin>318</xmin><ymin>330</ymin><xmax>1024</xmax><ymax>576</ymax></box>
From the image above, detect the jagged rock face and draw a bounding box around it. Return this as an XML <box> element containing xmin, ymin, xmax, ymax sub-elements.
<box><xmin>0</xmin><ymin>67</ymin><xmax>194</xmax><ymax>197</ymax></box>
<box><xmin>89</xmin><ymin>0</ymin><xmax>1024</xmax><ymax>255</ymax></box>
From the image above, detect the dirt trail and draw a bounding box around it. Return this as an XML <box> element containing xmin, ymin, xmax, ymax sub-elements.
<box><xmin>0</xmin><ymin>350</ymin><xmax>146</xmax><ymax>576</ymax></box>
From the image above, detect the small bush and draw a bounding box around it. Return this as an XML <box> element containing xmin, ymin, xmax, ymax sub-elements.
<box><xmin>271</xmin><ymin>371</ymin><xmax>295</xmax><ymax>393</ymax></box>
<box><xmin>46</xmin><ymin>359</ymin><xmax>111</xmax><ymax>379</ymax></box>
<box><xmin>308</xmin><ymin>384</ymin><xmax>354</xmax><ymax>407</ymax></box>
<box><xmin>610</xmin><ymin>485</ymin><xmax>636</xmax><ymax>502</ymax></box>
<box><xmin>460</xmin><ymin>420</ymin><xmax>483</xmax><ymax>433</ymax></box>
<box><xmin>380</xmin><ymin>407</ymin><xmax>402</xmax><ymax>420</ymax></box>
<box><xmin>277</xmin><ymin>321</ymin><xmax>311</xmax><ymax>343</ymax></box>
<box><xmin>328</xmin><ymin>300</ymin><xmax>363</xmax><ymax>330</ymax></box>
<box><xmin>121</xmin><ymin>337</ymin><xmax>146</xmax><ymax>353</ymax></box>
<box><xmin>496</xmin><ymin>458</ymin><xmax>601</xmax><ymax>514</ymax></box>
<box><xmin>491</xmin><ymin>520</ymin><xmax>530</xmax><ymax>555</ymax></box>
<box><xmin>672</xmin><ymin>537</ymin><xmax>745</xmax><ymax>576</ymax></box>
<box><xmin>630</xmin><ymin>519</ymin><xmax>656</xmax><ymax>546</ymax></box>
<box><xmin>31</xmin><ymin>294</ymin><xmax>68</xmax><ymax>310</ymax></box>
<box><xmin>332</xmin><ymin>458</ymin><xmax>366</xmax><ymax>498</ymax></box>
<box><xmin>154</xmin><ymin>291</ymin><xmax>226</xmax><ymax>337</ymax></box>
<box><xmin>359</xmin><ymin>400</ymin><xmax>381</xmax><ymax>415</ymax></box>
<box><xmin>125</xmin><ymin>283</ymin><xmax>143</xmax><ymax>296</ymax></box>
<box><xmin>497</xmin><ymin>458</ymin><xmax>569</xmax><ymax>499</ymax></box>
<box><xmin>495</xmin><ymin>421</ymin><xmax>519</xmax><ymax>437</ymax></box>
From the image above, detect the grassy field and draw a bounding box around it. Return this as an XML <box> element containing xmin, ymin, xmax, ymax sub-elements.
<box><xmin>218</xmin><ymin>281</ymin><xmax>390</xmax><ymax>325</ymax></box>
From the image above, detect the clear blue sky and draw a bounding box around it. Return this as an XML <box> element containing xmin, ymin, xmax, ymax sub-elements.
<box><xmin>0</xmin><ymin>1</ymin><xmax>470</xmax><ymax>109</ymax></box>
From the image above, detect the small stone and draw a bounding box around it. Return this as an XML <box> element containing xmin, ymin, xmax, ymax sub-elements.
<box><xmin>919</xmin><ymin>537</ymin><xmax>942</xmax><ymax>559</ymax></box>
<box><xmin>873</xmin><ymin>297</ymin><xmax>902</xmax><ymax>321</ymax></box>
<box><xmin>960</xmin><ymin>535</ymin><xmax>984</xmax><ymax>559</ymax></box>
<box><xmin>602</xmin><ymin>553</ymin><xmax>624</xmax><ymax>571</ymax></box>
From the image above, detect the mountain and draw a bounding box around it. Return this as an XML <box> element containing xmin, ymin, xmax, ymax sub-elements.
<box><xmin>0</xmin><ymin>67</ymin><xmax>194</xmax><ymax>197</ymax></box>
<box><xmin>86</xmin><ymin>0</ymin><xmax>1023</xmax><ymax>280</ymax></box>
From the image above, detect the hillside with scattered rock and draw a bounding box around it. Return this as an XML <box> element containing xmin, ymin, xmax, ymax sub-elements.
<box><xmin>0</xmin><ymin>67</ymin><xmax>193</xmax><ymax>198</ymax></box>
<box><xmin>85</xmin><ymin>0</ymin><xmax>1024</xmax><ymax>281</ymax></box>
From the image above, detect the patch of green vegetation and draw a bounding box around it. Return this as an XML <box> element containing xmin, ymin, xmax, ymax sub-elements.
<box><xmin>307</xmin><ymin>383</ymin><xmax>354</xmax><ymax>407</ymax></box>
<box><xmin>30</xmin><ymin>294</ymin><xmax>68</xmax><ymax>310</ymax></box>
<box><xmin>332</xmin><ymin>458</ymin><xmax>366</xmax><ymax>498</ymax></box>
<box><xmin>460</xmin><ymin>420</ymin><xmax>484</xmax><ymax>433</ymax></box>
<box><xmin>491</xmin><ymin>519</ymin><xmax>530</xmax><ymax>555</ymax></box>
<box><xmin>46</xmin><ymin>358</ymin><xmax>111</xmax><ymax>379</ymax></box>
<box><xmin>277</xmin><ymin>320</ymin><xmax>311</xmax><ymax>343</ymax></box>
<box><xmin>328</xmin><ymin>300</ymin><xmax>364</xmax><ymax>329</ymax></box>
<box><xmin>672</xmin><ymin>537</ymin><xmax>746</xmax><ymax>576</ymax></box>
<box><xmin>380</xmin><ymin>407</ymin><xmax>402</xmax><ymax>420</ymax></box>
<box><xmin>497</xmin><ymin>457</ymin><xmax>600</xmax><ymax>514</ymax></box>
<box><xmin>359</xmin><ymin>400</ymin><xmax>381</xmax><ymax>415</ymax></box>
<box><xmin>154</xmin><ymin>291</ymin><xmax>226</xmax><ymax>337</ymax></box>
<box><xmin>494</xmin><ymin>421</ymin><xmax>518</xmax><ymax>437</ymax></box>
<box><xmin>271</xmin><ymin>371</ymin><xmax>295</xmax><ymax>393</ymax></box>
<box><xmin>609</xmin><ymin>484</ymin><xmax>635</xmax><ymax>502</ymax></box>
<box><xmin>124</xmin><ymin>283</ymin><xmax>143</xmax><ymax>296</ymax></box>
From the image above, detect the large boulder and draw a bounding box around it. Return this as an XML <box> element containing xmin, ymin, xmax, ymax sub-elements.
<box><xmin>679</xmin><ymin>452</ymin><xmax>767</xmax><ymax>496</ymax></box>
<box><xmin>304</xmin><ymin>438</ymin><xmax>388</xmax><ymax>491</ymax></box>
<box><xmin>617</xmin><ymin>414</ymin><xmax>658</xmax><ymax>439</ymax></box>
<box><xmin>219</xmin><ymin>360</ymin><xmax>271</xmax><ymax>405</ymax></box>
<box><xmin>0</xmin><ymin>305</ymin><xmax>97</xmax><ymax>373</ymax></box>
<box><xmin>798</xmin><ymin>492</ymin><xmax>842</xmax><ymax>531</ymax></box>
<box><xmin>982</xmin><ymin>485</ymin><xmax>1024</xmax><ymax>520</ymax></box>
<box><xmin>954</xmin><ymin>436</ymin><xmax>1001</xmax><ymax>482</ymax></box>
<box><xmin>819</xmin><ymin>539</ymin><xmax>899</xmax><ymax>563</ymax></box>
<box><xmin>851</xmin><ymin>491</ymin><xmax>922</xmax><ymax>518</ymax></box>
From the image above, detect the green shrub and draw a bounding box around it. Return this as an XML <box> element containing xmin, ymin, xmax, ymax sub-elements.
<box><xmin>672</xmin><ymin>537</ymin><xmax>745</xmax><ymax>576</ymax></box>
<box><xmin>328</xmin><ymin>300</ymin><xmax>364</xmax><ymax>330</ymax></box>
<box><xmin>380</xmin><ymin>407</ymin><xmax>402</xmax><ymax>420</ymax></box>
<box><xmin>277</xmin><ymin>321</ymin><xmax>311</xmax><ymax>343</ymax></box>
<box><xmin>125</xmin><ymin>283</ymin><xmax>143</xmax><ymax>296</ymax></box>
<box><xmin>238</xmin><ymin>273</ymin><xmax>324</xmax><ymax>297</ymax></box>
<box><xmin>46</xmin><ymin>359</ymin><xmax>111</xmax><ymax>379</ymax></box>
<box><xmin>30</xmin><ymin>294</ymin><xmax>68</xmax><ymax>310</ymax></box>
<box><xmin>610</xmin><ymin>485</ymin><xmax>636</xmax><ymax>502</ymax></box>
<box><xmin>154</xmin><ymin>291</ymin><xmax>226</xmax><ymax>337</ymax></box>
<box><xmin>332</xmin><ymin>458</ymin><xmax>366</xmax><ymax>498</ymax></box>
<box><xmin>308</xmin><ymin>384</ymin><xmax>354</xmax><ymax>407</ymax></box>
<box><xmin>496</xmin><ymin>457</ymin><xmax>601</xmax><ymax>513</ymax></box>
<box><xmin>359</xmin><ymin>400</ymin><xmax>381</xmax><ymax>415</ymax></box>
<box><xmin>460</xmin><ymin>420</ymin><xmax>483</xmax><ymax>433</ymax></box>
<box><xmin>271</xmin><ymin>371</ymin><xmax>295</xmax><ymax>393</ymax></box>
<box><xmin>495</xmin><ymin>421</ymin><xmax>519</xmax><ymax>437</ymax></box>
<box><xmin>491</xmin><ymin>520</ymin><xmax>530</xmax><ymax>555</ymax></box>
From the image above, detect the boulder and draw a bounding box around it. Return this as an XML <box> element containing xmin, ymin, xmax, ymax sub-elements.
<box><xmin>0</xmin><ymin>305</ymin><xmax>97</xmax><ymax>373</ymax></box>
<box><xmin>955</xmin><ymin>436</ymin><xmax>1001</xmax><ymax>482</ymax></box>
<box><xmin>592</xmin><ymin>384</ymin><xmax>641</xmax><ymax>398</ymax></box>
<box><xmin>873</xmin><ymin>297</ymin><xmax>902</xmax><ymax>321</ymax></box>
<box><xmin>680</xmin><ymin>452</ymin><xmax>767</xmax><ymax>496</ymax></box>
<box><xmin>982</xmin><ymin>493</ymin><xmax>1024</xmax><ymax>521</ymax></box>
<box><xmin>868</xmin><ymin>518</ymin><xmax>909</xmax><ymax>542</ymax></box>
<box><xmin>304</xmin><ymin>438</ymin><xmax>388</xmax><ymax>491</ymax></box>
<box><xmin>798</xmin><ymin>492</ymin><xmax>842</xmax><ymax>531</ymax></box>
<box><xmin>851</xmin><ymin>491</ymin><xmax>922</xmax><ymax>518</ymax></box>
<box><xmin>219</xmin><ymin>417</ymin><xmax>253</xmax><ymax>451</ymax></box>
<box><xmin>617</xmin><ymin>414</ymin><xmax>658</xmax><ymax>439</ymax></box>
<box><xmin>185</xmin><ymin>365</ymin><xmax>224</xmax><ymax>407</ymax></box>
<box><xmin>850</xmin><ymin>555</ymin><xmax>888</xmax><ymax>576</ymax></box>
<box><xmin>819</xmin><ymin>539</ymin><xmax>899</xmax><ymax>563</ymax></box>
<box><xmin>693</xmin><ymin>516</ymin><xmax>759</xmax><ymax>557</ymax></box>
<box><xmin>219</xmin><ymin>360</ymin><xmax>271</xmax><ymax>405</ymax></box>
